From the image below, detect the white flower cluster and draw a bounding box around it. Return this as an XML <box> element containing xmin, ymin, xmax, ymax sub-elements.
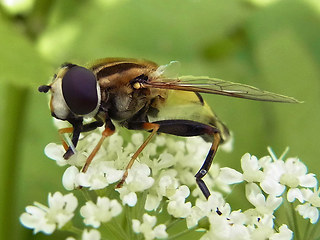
<box><xmin>20</xmin><ymin>192</ymin><xmax>77</xmax><ymax>234</ymax></box>
<box><xmin>20</xmin><ymin>128</ymin><xmax>320</xmax><ymax>239</ymax></box>
<box><xmin>220</xmin><ymin>151</ymin><xmax>320</xmax><ymax>224</ymax></box>
<box><xmin>132</xmin><ymin>213</ymin><xmax>168</xmax><ymax>240</ymax></box>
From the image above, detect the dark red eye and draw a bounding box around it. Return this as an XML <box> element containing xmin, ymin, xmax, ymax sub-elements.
<box><xmin>62</xmin><ymin>66</ymin><xmax>99</xmax><ymax>115</ymax></box>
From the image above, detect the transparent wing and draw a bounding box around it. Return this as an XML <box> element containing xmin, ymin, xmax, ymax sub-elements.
<box><xmin>144</xmin><ymin>75</ymin><xmax>300</xmax><ymax>103</ymax></box>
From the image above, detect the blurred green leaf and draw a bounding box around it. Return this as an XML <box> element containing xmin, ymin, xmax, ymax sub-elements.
<box><xmin>0</xmin><ymin>15</ymin><xmax>51</xmax><ymax>87</ymax></box>
<box><xmin>246</xmin><ymin>0</ymin><xmax>320</xmax><ymax>176</ymax></box>
<box><xmin>37</xmin><ymin>0</ymin><xmax>251</xmax><ymax>64</ymax></box>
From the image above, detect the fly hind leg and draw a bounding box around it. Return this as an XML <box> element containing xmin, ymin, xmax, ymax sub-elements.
<box><xmin>122</xmin><ymin>119</ymin><xmax>221</xmax><ymax>199</ymax></box>
<box><xmin>151</xmin><ymin>119</ymin><xmax>221</xmax><ymax>199</ymax></box>
<box><xmin>194</xmin><ymin>130</ymin><xmax>221</xmax><ymax>199</ymax></box>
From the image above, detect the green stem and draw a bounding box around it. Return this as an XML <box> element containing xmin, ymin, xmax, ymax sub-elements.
<box><xmin>110</xmin><ymin>217</ymin><xmax>130</xmax><ymax>240</ymax></box>
<box><xmin>308</xmin><ymin>222</ymin><xmax>320</xmax><ymax>240</ymax></box>
<box><xmin>125</xmin><ymin>205</ymin><xmax>134</xmax><ymax>239</ymax></box>
<box><xmin>81</xmin><ymin>188</ymin><xmax>93</xmax><ymax>202</ymax></box>
<box><xmin>102</xmin><ymin>222</ymin><xmax>125</xmax><ymax>240</ymax></box>
<box><xmin>304</xmin><ymin>219</ymin><xmax>312</xmax><ymax>240</ymax></box>
<box><xmin>283</xmin><ymin>197</ymin><xmax>294</xmax><ymax>231</ymax></box>
<box><xmin>166</xmin><ymin>218</ymin><xmax>183</xmax><ymax>230</ymax></box>
<box><xmin>67</xmin><ymin>226</ymin><xmax>84</xmax><ymax>235</ymax></box>
<box><xmin>167</xmin><ymin>225</ymin><xmax>198</xmax><ymax>240</ymax></box>
<box><xmin>290</xmin><ymin>202</ymin><xmax>300</xmax><ymax>240</ymax></box>
<box><xmin>0</xmin><ymin>84</ymin><xmax>29</xmax><ymax>240</ymax></box>
<box><xmin>273</xmin><ymin>219</ymin><xmax>280</xmax><ymax>233</ymax></box>
<box><xmin>137</xmin><ymin>191</ymin><xmax>147</xmax><ymax>220</ymax></box>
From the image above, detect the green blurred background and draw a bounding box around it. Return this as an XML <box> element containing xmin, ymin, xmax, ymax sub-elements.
<box><xmin>0</xmin><ymin>0</ymin><xmax>319</xmax><ymax>239</ymax></box>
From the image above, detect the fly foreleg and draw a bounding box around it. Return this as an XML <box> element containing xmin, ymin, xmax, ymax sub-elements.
<box><xmin>61</xmin><ymin>119</ymin><xmax>105</xmax><ymax>160</ymax></box>
<box><xmin>81</xmin><ymin>118</ymin><xmax>115</xmax><ymax>173</ymax></box>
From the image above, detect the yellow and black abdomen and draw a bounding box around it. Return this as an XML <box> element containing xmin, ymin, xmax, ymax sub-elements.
<box><xmin>147</xmin><ymin>90</ymin><xmax>230</xmax><ymax>143</ymax></box>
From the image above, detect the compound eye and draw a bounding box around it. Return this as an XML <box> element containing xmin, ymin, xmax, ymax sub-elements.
<box><xmin>62</xmin><ymin>66</ymin><xmax>98</xmax><ymax>115</ymax></box>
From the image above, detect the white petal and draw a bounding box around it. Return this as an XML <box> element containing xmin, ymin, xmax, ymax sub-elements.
<box><xmin>44</xmin><ymin>143</ymin><xmax>65</xmax><ymax>163</ymax></box>
<box><xmin>167</xmin><ymin>199</ymin><xmax>192</xmax><ymax>218</ymax></box>
<box><xmin>104</xmin><ymin>168</ymin><xmax>124</xmax><ymax>183</ymax></box>
<box><xmin>296</xmin><ymin>203</ymin><xmax>319</xmax><ymax>224</ymax></box>
<box><xmin>143</xmin><ymin>213</ymin><xmax>157</xmax><ymax>227</ymax></box>
<box><xmin>186</xmin><ymin>206</ymin><xmax>204</xmax><ymax>228</ymax></box>
<box><xmin>230</xmin><ymin>224</ymin><xmax>250</xmax><ymax>240</ymax></box>
<box><xmin>172</xmin><ymin>185</ymin><xmax>190</xmax><ymax>200</ymax></box>
<box><xmin>258</xmin><ymin>156</ymin><xmax>272</xmax><ymax>168</ymax></box>
<box><xmin>20</xmin><ymin>211</ymin><xmax>55</xmax><ymax>234</ymax></box>
<box><xmin>299</xmin><ymin>174</ymin><xmax>317</xmax><ymax>188</ymax></box>
<box><xmin>154</xmin><ymin>135</ymin><xmax>166</xmax><ymax>146</ymax></box>
<box><xmin>131</xmin><ymin>133</ymin><xmax>144</xmax><ymax>146</ymax></box>
<box><xmin>62</xmin><ymin>166</ymin><xmax>79</xmax><ymax>190</ymax></box>
<box><xmin>56</xmin><ymin>212</ymin><xmax>74</xmax><ymax>228</ymax></box>
<box><xmin>300</xmin><ymin>188</ymin><xmax>314</xmax><ymax>200</ymax></box>
<box><xmin>219</xmin><ymin>168</ymin><xmax>243</xmax><ymax>184</ymax></box>
<box><xmin>265</xmin><ymin>195</ymin><xmax>283</xmax><ymax>211</ymax></box>
<box><xmin>241</xmin><ymin>153</ymin><xmax>259</xmax><ymax>171</ymax></box>
<box><xmin>82</xmin><ymin>229</ymin><xmax>101</xmax><ymax>240</ymax></box>
<box><xmin>123</xmin><ymin>192</ymin><xmax>138</xmax><ymax>207</ymax></box>
<box><xmin>246</xmin><ymin>183</ymin><xmax>262</xmax><ymax>198</ymax></box>
<box><xmin>76</xmin><ymin>172</ymin><xmax>91</xmax><ymax>187</ymax></box>
<box><xmin>66</xmin><ymin>237</ymin><xmax>76</xmax><ymax>240</ymax></box>
<box><xmin>287</xmin><ymin>188</ymin><xmax>304</xmax><ymax>203</ymax></box>
<box><xmin>48</xmin><ymin>192</ymin><xmax>64</xmax><ymax>209</ymax></box>
<box><xmin>153</xmin><ymin>224</ymin><xmax>168</xmax><ymax>239</ymax></box>
<box><xmin>64</xmin><ymin>194</ymin><xmax>78</xmax><ymax>213</ymax></box>
<box><xmin>219</xmin><ymin>133</ymin><xmax>233</xmax><ymax>152</ymax></box>
<box><xmin>246</xmin><ymin>183</ymin><xmax>268</xmax><ymax>209</ymax></box>
<box><xmin>308</xmin><ymin>188</ymin><xmax>320</xmax><ymax>207</ymax></box>
<box><xmin>109</xmin><ymin>200</ymin><xmax>122</xmax><ymax>217</ymax></box>
<box><xmin>285</xmin><ymin>158</ymin><xmax>307</xmax><ymax>176</ymax></box>
<box><xmin>132</xmin><ymin>219</ymin><xmax>141</xmax><ymax>233</ymax></box>
<box><xmin>145</xmin><ymin>194</ymin><xmax>161</xmax><ymax>211</ymax></box>
<box><xmin>228</xmin><ymin>210</ymin><xmax>247</xmax><ymax>225</ymax></box>
<box><xmin>260</xmin><ymin>178</ymin><xmax>285</xmax><ymax>196</ymax></box>
<box><xmin>269</xmin><ymin>224</ymin><xmax>293</xmax><ymax>240</ymax></box>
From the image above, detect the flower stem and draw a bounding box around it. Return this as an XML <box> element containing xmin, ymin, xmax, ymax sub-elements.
<box><xmin>137</xmin><ymin>191</ymin><xmax>147</xmax><ymax>219</ymax></box>
<box><xmin>308</xmin><ymin>222</ymin><xmax>320</xmax><ymax>240</ymax></box>
<box><xmin>283</xmin><ymin>197</ymin><xmax>294</xmax><ymax>231</ymax></box>
<box><xmin>273</xmin><ymin>219</ymin><xmax>280</xmax><ymax>233</ymax></box>
<box><xmin>114</xmin><ymin>221</ymin><xmax>129</xmax><ymax>240</ymax></box>
<box><xmin>0</xmin><ymin>85</ymin><xmax>29</xmax><ymax>240</ymax></box>
<box><xmin>102</xmin><ymin>222</ymin><xmax>125</xmax><ymax>240</ymax></box>
<box><xmin>167</xmin><ymin>225</ymin><xmax>198</xmax><ymax>240</ymax></box>
<box><xmin>166</xmin><ymin>218</ymin><xmax>183</xmax><ymax>230</ymax></box>
<box><xmin>67</xmin><ymin>226</ymin><xmax>83</xmax><ymax>235</ymax></box>
<box><xmin>81</xmin><ymin>188</ymin><xmax>93</xmax><ymax>202</ymax></box>
<box><xmin>111</xmin><ymin>216</ymin><xmax>130</xmax><ymax>240</ymax></box>
<box><xmin>290</xmin><ymin>202</ymin><xmax>301</xmax><ymax>240</ymax></box>
<box><xmin>125</xmin><ymin>205</ymin><xmax>134</xmax><ymax>239</ymax></box>
<box><xmin>304</xmin><ymin>219</ymin><xmax>312</xmax><ymax>240</ymax></box>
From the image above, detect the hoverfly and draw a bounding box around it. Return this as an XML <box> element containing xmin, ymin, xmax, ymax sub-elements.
<box><xmin>38</xmin><ymin>58</ymin><xmax>299</xmax><ymax>199</ymax></box>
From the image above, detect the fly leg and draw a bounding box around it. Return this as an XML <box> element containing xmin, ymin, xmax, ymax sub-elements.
<box><xmin>60</xmin><ymin>119</ymin><xmax>105</xmax><ymax>159</ymax></box>
<box><xmin>116</xmin><ymin>122</ymin><xmax>160</xmax><ymax>188</ymax></box>
<box><xmin>62</xmin><ymin>119</ymin><xmax>83</xmax><ymax>159</ymax></box>
<box><xmin>81</xmin><ymin>118</ymin><xmax>115</xmax><ymax>173</ymax></box>
<box><xmin>194</xmin><ymin>130</ymin><xmax>221</xmax><ymax>199</ymax></box>
<box><xmin>118</xmin><ymin>119</ymin><xmax>220</xmax><ymax>198</ymax></box>
<box><xmin>151</xmin><ymin>119</ymin><xmax>221</xmax><ymax>199</ymax></box>
<box><xmin>58</xmin><ymin>127</ymin><xmax>74</xmax><ymax>152</ymax></box>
